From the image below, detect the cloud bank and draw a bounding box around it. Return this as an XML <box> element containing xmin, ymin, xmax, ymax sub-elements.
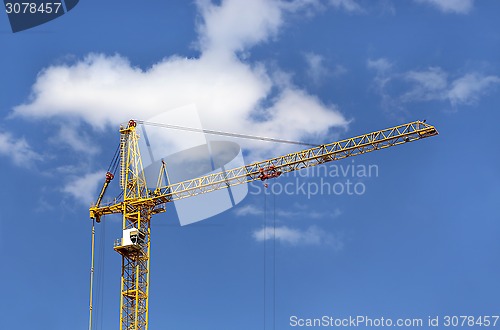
<box><xmin>367</xmin><ymin>58</ymin><xmax>500</xmax><ymax>111</ymax></box>
<box><xmin>13</xmin><ymin>0</ymin><xmax>348</xmax><ymax>148</ymax></box>
<box><xmin>253</xmin><ymin>225</ymin><xmax>343</xmax><ymax>249</ymax></box>
<box><xmin>62</xmin><ymin>171</ymin><xmax>105</xmax><ymax>205</ymax></box>
<box><xmin>414</xmin><ymin>0</ymin><xmax>474</xmax><ymax>14</ymax></box>
<box><xmin>10</xmin><ymin>0</ymin><xmax>353</xmax><ymax>204</ymax></box>
<box><xmin>0</xmin><ymin>132</ymin><xmax>42</xmax><ymax>167</ymax></box>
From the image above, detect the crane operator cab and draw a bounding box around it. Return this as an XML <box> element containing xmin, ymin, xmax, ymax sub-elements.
<box><xmin>114</xmin><ymin>228</ymin><xmax>146</xmax><ymax>256</ymax></box>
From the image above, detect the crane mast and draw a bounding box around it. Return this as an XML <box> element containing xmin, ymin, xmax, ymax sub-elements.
<box><xmin>89</xmin><ymin>119</ymin><xmax>438</xmax><ymax>330</ymax></box>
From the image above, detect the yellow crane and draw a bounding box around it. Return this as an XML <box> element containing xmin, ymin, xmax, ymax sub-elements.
<box><xmin>89</xmin><ymin>119</ymin><xmax>438</xmax><ymax>330</ymax></box>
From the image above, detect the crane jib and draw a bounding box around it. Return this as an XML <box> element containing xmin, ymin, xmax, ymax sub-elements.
<box><xmin>90</xmin><ymin>120</ymin><xmax>438</xmax><ymax>218</ymax></box>
<box><xmin>152</xmin><ymin>120</ymin><xmax>438</xmax><ymax>203</ymax></box>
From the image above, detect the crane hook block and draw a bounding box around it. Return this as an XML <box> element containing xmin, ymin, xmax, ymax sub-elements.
<box><xmin>105</xmin><ymin>171</ymin><xmax>114</xmax><ymax>183</ymax></box>
<box><xmin>258</xmin><ymin>165</ymin><xmax>282</xmax><ymax>181</ymax></box>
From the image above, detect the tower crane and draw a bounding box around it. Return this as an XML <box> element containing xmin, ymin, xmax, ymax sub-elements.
<box><xmin>88</xmin><ymin>119</ymin><xmax>438</xmax><ymax>330</ymax></box>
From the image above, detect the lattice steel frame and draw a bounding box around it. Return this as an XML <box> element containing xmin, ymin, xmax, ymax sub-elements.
<box><xmin>89</xmin><ymin>120</ymin><xmax>438</xmax><ymax>330</ymax></box>
<box><xmin>154</xmin><ymin>120</ymin><xmax>438</xmax><ymax>202</ymax></box>
<box><xmin>117</xmin><ymin>209</ymin><xmax>151</xmax><ymax>330</ymax></box>
<box><xmin>114</xmin><ymin>123</ymin><xmax>152</xmax><ymax>330</ymax></box>
<box><xmin>91</xmin><ymin>120</ymin><xmax>438</xmax><ymax>219</ymax></box>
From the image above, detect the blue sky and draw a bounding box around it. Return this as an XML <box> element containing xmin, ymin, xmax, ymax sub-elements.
<box><xmin>1</xmin><ymin>0</ymin><xmax>500</xmax><ymax>329</ymax></box>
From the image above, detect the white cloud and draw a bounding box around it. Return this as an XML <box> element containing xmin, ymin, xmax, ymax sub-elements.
<box><xmin>195</xmin><ymin>0</ymin><xmax>363</xmax><ymax>56</ymax></box>
<box><xmin>305</xmin><ymin>52</ymin><xmax>326</xmax><ymax>84</ymax></box>
<box><xmin>367</xmin><ymin>59</ymin><xmax>500</xmax><ymax>110</ymax></box>
<box><xmin>414</xmin><ymin>0</ymin><xmax>474</xmax><ymax>14</ymax></box>
<box><xmin>402</xmin><ymin>67</ymin><xmax>448</xmax><ymax>102</ymax></box>
<box><xmin>379</xmin><ymin>0</ymin><xmax>396</xmax><ymax>15</ymax></box>
<box><xmin>304</xmin><ymin>53</ymin><xmax>346</xmax><ymax>85</ymax></box>
<box><xmin>235</xmin><ymin>203</ymin><xmax>342</xmax><ymax>220</ymax></box>
<box><xmin>9</xmin><ymin>0</ymin><xmax>353</xmax><ymax>210</ymax></box>
<box><xmin>367</xmin><ymin>58</ymin><xmax>396</xmax><ymax>109</ymax></box>
<box><xmin>447</xmin><ymin>73</ymin><xmax>500</xmax><ymax>106</ymax></box>
<box><xmin>367</xmin><ymin>58</ymin><xmax>393</xmax><ymax>74</ymax></box>
<box><xmin>406</xmin><ymin>67</ymin><xmax>448</xmax><ymax>91</ymax></box>
<box><xmin>50</xmin><ymin>124</ymin><xmax>100</xmax><ymax>155</ymax></box>
<box><xmin>13</xmin><ymin>0</ymin><xmax>348</xmax><ymax>159</ymax></box>
<box><xmin>278</xmin><ymin>0</ymin><xmax>363</xmax><ymax>15</ymax></box>
<box><xmin>403</xmin><ymin>69</ymin><xmax>500</xmax><ymax>106</ymax></box>
<box><xmin>62</xmin><ymin>171</ymin><xmax>105</xmax><ymax>205</ymax></box>
<box><xmin>332</xmin><ymin>64</ymin><xmax>348</xmax><ymax>76</ymax></box>
<box><xmin>329</xmin><ymin>0</ymin><xmax>363</xmax><ymax>12</ymax></box>
<box><xmin>196</xmin><ymin>0</ymin><xmax>283</xmax><ymax>55</ymax></box>
<box><xmin>0</xmin><ymin>132</ymin><xmax>42</xmax><ymax>167</ymax></box>
<box><xmin>253</xmin><ymin>225</ymin><xmax>343</xmax><ymax>249</ymax></box>
<box><xmin>234</xmin><ymin>204</ymin><xmax>263</xmax><ymax>216</ymax></box>
<box><xmin>35</xmin><ymin>196</ymin><xmax>54</xmax><ymax>213</ymax></box>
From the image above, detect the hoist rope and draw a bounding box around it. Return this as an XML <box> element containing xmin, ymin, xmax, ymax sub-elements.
<box><xmin>263</xmin><ymin>191</ymin><xmax>267</xmax><ymax>330</ymax></box>
<box><xmin>95</xmin><ymin>218</ymin><xmax>106</xmax><ymax>330</ymax></box>
<box><xmin>263</xmin><ymin>188</ymin><xmax>277</xmax><ymax>330</ymax></box>
<box><xmin>88</xmin><ymin>220</ymin><xmax>96</xmax><ymax>330</ymax></box>
<box><xmin>88</xmin><ymin>218</ymin><xmax>107</xmax><ymax>330</ymax></box>
<box><xmin>135</xmin><ymin>120</ymin><xmax>317</xmax><ymax>147</ymax></box>
<box><xmin>107</xmin><ymin>143</ymin><xmax>120</xmax><ymax>176</ymax></box>
<box><xmin>272</xmin><ymin>191</ymin><xmax>276</xmax><ymax>330</ymax></box>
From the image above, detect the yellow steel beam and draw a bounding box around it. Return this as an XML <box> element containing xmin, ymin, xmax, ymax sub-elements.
<box><xmin>153</xmin><ymin>120</ymin><xmax>438</xmax><ymax>203</ymax></box>
<box><xmin>90</xmin><ymin>120</ymin><xmax>438</xmax><ymax>221</ymax></box>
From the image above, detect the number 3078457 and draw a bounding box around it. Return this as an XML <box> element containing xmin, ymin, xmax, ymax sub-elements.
<box><xmin>5</xmin><ymin>2</ymin><xmax>62</xmax><ymax>14</ymax></box>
